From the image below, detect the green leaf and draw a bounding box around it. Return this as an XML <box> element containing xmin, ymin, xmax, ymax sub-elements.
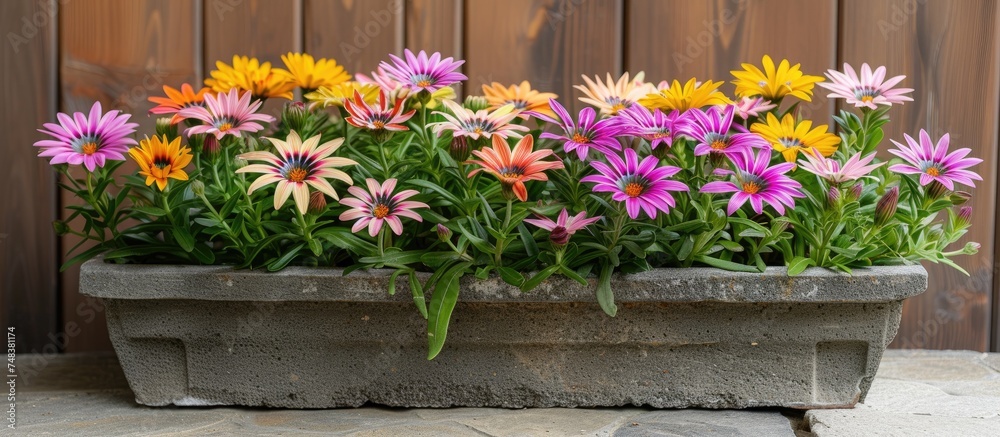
<box><xmin>171</xmin><ymin>227</ymin><xmax>196</xmax><ymax>252</ymax></box>
<box><xmin>359</xmin><ymin>250</ymin><xmax>424</xmax><ymax>266</ymax></box>
<box><xmin>786</xmin><ymin>256</ymin><xmax>815</xmax><ymax>276</ymax></box>
<box><xmin>596</xmin><ymin>264</ymin><xmax>617</xmax><ymax>317</ymax></box>
<box><xmin>60</xmin><ymin>244</ymin><xmax>111</xmax><ymax>271</ymax></box>
<box><xmin>474</xmin><ymin>265</ymin><xmax>492</xmax><ymax>280</ymax></box>
<box><xmin>387</xmin><ymin>268</ymin><xmax>407</xmax><ymax>296</ymax></box>
<box><xmin>497</xmin><ymin>267</ymin><xmax>525</xmax><ymax>287</ymax></box>
<box><xmin>427</xmin><ymin>261</ymin><xmax>471</xmax><ymax>360</ymax></box>
<box><xmin>267</xmin><ymin>243</ymin><xmax>305</xmax><ymax>271</ymax></box>
<box><xmin>307</xmin><ymin>238</ymin><xmax>324</xmax><ymax>257</ymax></box>
<box><xmin>409</xmin><ymin>271</ymin><xmax>428</xmax><ymax>319</ymax></box>
<box><xmin>559</xmin><ymin>265</ymin><xmax>589</xmax><ymax>286</ymax></box>
<box><xmin>517</xmin><ymin>224</ymin><xmax>539</xmax><ymax>257</ymax></box>
<box><xmin>409</xmin><ymin>179</ymin><xmax>465</xmax><ymax>208</ymax></box>
<box><xmin>694</xmin><ymin>255</ymin><xmax>761</xmax><ymax>273</ymax></box>
<box><xmin>520</xmin><ymin>265</ymin><xmax>560</xmax><ymax>292</ymax></box>
<box><xmin>129</xmin><ymin>205</ymin><xmax>168</xmax><ymax>217</ymax></box>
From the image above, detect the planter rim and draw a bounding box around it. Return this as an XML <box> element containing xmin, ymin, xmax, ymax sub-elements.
<box><xmin>80</xmin><ymin>258</ymin><xmax>927</xmax><ymax>303</ymax></box>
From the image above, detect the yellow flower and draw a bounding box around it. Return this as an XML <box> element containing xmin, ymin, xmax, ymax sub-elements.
<box><xmin>750</xmin><ymin>113</ymin><xmax>840</xmax><ymax>162</ymax></box>
<box><xmin>482</xmin><ymin>81</ymin><xmax>558</xmax><ymax>118</ymax></box>
<box><xmin>731</xmin><ymin>55</ymin><xmax>824</xmax><ymax>101</ymax></box>
<box><xmin>129</xmin><ymin>135</ymin><xmax>193</xmax><ymax>191</ymax></box>
<box><xmin>205</xmin><ymin>55</ymin><xmax>296</xmax><ymax>100</ymax></box>
<box><xmin>638</xmin><ymin>78</ymin><xmax>731</xmax><ymax>112</ymax></box>
<box><xmin>413</xmin><ymin>86</ymin><xmax>456</xmax><ymax>110</ymax></box>
<box><xmin>275</xmin><ymin>52</ymin><xmax>351</xmax><ymax>91</ymax></box>
<box><xmin>574</xmin><ymin>72</ymin><xmax>649</xmax><ymax>116</ymax></box>
<box><xmin>305</xmin><ymin>82</ymin><xmax>379</xmax><ymax>109</ymax></box>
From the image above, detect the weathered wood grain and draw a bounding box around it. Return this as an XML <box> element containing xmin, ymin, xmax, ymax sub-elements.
<box><xmin>405</xmin><ymin>0</ymin><xmax>462</xmax><ymax>95</ymax></box>
<box><xmin>304</xmin><ymin>0</ymin><xmax>405</xmax><ymax>77</ymax></box>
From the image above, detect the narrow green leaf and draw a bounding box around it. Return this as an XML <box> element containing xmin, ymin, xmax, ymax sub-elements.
<box><xmin>520</xmin><ymin>265</ymin><xmax>559</xmax><ymax>292</ymax></box>
<box><xmin>497</xmin><ymin>267</ymin><xmax>525</xmax><ymax>287</ymax></box>
<box><xmin>596</xmin><ymin>264</ymin><xmax>617</xmax><ymax>317</ymax></box>
<box><xmin>409</xmin><ymin>271</ymin><xmax>428</xmax><ymax>319</ymax></box>
<box><xmin>694</xmin><ymin>255</ymin><xmax>761</xmax><ymax>273</ymax></box>
<box><xmin>427</xmin><ymin>261</ymin><xmax>471</xmax><ymax>360</ymax></box>
<box><xmin>787</xmin><ymin>256</ymin><xmax>815</xmax><ymax>276</ymax></box>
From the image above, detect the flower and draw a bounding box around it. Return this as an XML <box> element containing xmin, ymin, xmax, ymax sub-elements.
<box><xmin>817</xmin><ymin>63</ymin><xmax>913</xmax><ymax>109</ymax></box>
<box><xmin>874</xmin><ymin>186</ymin><xmax>899</xmax><ymax>227</ymax></box>
<box><xmin>148</xmin><ymin>84</ymin><xmax>211</xmax><ymax>124</ymax></box>
<box><xmin>525</xmin><ymin>208</ymin><xmax>602</xmax><ymax>246</ymax></box>
<box><xmin>304</xmin><ymin>82</ymin><xmax>380</xmax><ymax>109</ymax></box>
<box><xmin>638</xmin><ymin>78</ymin><xmax>731</xmax><ymax>112</ymax></box>
<box><xmin>956</xmin><ymin>206</ymin><xmax>973</xmax><ymax>228</ymax></box>
<box><xmin>430</xmin><ymin>99</ymin><xmax>529</xmax><ymax>140</ymax></box>
<box><xmin>339</xmin><ymin>178</ymin><xmax>428</xmax><ymax>237</ymax></box>
<box><xmin>731</xmin><ymin>96</ymin><xmax>776</xmax><ymax>119</ymax></box>
<box><xmin>355</xmin><ymin>66</ymin><xmax>454</xmax><ymax>109</ymax></box>
<box><xmin>574</xmin><ymin>72</ymin><xmax>649</xmax><ymax>115</ymax></box>
<box><xmin>532</xmin><ymin>98</ymin><xmax>623</xmax><ymax>160</ymax></box>
<box><xmin>750</xmin><ymin>113</ymin><xmax>839</xmax><ymax>162</ymax></box>
<box><xmin>378</xmin><ymin>49</ymin><xmax>467</xmax><ymax>93</ymax></box>
<box><xmin>482</xmin><ymin>81</ymin><xmax>558</xmax><ymax>119</ymax></box>
<box><xmin>275</xmin><ymin>52</ymin><xmax>350</xmax><ymax>91</ymax></box>
<box><xmin>731</xmin><ymin>55</ymin><xmax>823</xmax><ymax>101</ymax></box>
<box><xmin>682</xmin><ymin>105</ymin><xmax>769</xmax><ymax>157</ymax></box>
<box><xmin>236</xmin><ymin>131</ymin><xmax>356</xmax><ymax>215</ymax></box>
<box><xmin>344</xmin><ymin>89</ymin><xmax>416</xmax><ymax>142</ymax></box>
<box><xmin>580</xmin><ymin>148</ymin><xmax>688</xmax><ymax>219</ymax></box>
<box><xmin>700</xmin><ymin>148</ymin><xmax>803</xmax><ymax>216</ymax></box>
<box><xmin>467</xmin><ymin>135</ymin><xmax>564</xmax><ymax>202</ymax></box>
<box><xmin>887</xmin><ymin>130</ymin><xmax>983</xmax><ymax>190</ymax></box>
<box><xmin>34</xmin><ymin>101</ymin><xmax>138</xmax><ymax>171</ymax></box>
<box><xmin>205</xmin><ymin>55</ymin><xmax>296</xmax><ymax>100</ymax></box>
<box><xmin>615</xmin><ymin>105</ymin><xmax>687</xmax><ymax>150</ymax></box>
<box><xmin>179</xmin><ymin>89</ymin><xmax>275</xmax><ymax>139</ymax></box>
<box><xmin>128</xmin><ymin>135</ymin><xmax>192</xmax><ymax>190</ymax></box>
<box><xmin>798</xmin><ymin>149</ymin><xmax>885</xmax><ymax>184</ymax></box>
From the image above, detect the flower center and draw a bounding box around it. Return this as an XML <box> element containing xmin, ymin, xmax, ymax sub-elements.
<box><xmin>571</xmin><ymin>132</ymin><xmax>590</xmax><ymax>144</ymax></box>
<box><xmin>925</xmin><ymin>166</ymin><xmax>941</xmax><ymax>177</ymax></box>
<box><xmin>508</xmin><ymin>99</ymin><xmax>528</xmax><ymax>109</ymax></box>
<box><xmin>710</xmin><ymin>139</ymin><xmax>728</xmax><ymax>150</ymax></box>
<box><xmin>81</xmin><ymin>142</ymin><xmax>98</xmax><ymax>155</ymax></box>
<box><xmin>742</xmin><ymin>181</ymin><xmax>762</xmax><ymax>194</ymax></box>
<box><xmin>778</xmin><ymin>137</ymin><xmax>803</xmax><ymax>149</ymax></box>
<box><xmin>624</xmin><ymin>182</ymin><xmax>645</xmax><ymax>198</ymax></box>
<box><xmin>218</xmin><ymin>122</ymin><xmax>233</xmax><ymax>132</ymax></box>
<box><xmin>854</xmin><ymin>87</ymin><xmax>881</xmax><ymax>102</ymax></box>
<box><xmin>373</xmin><ymin>203</ymin><xmax>390</xmax><ymax>219</ymax></box>
<box><xmin>473</xmin><ymin>127</ymin><xmax>484</xmax><ymax>134</ymax></box>
<box><xmin>287</xmin><ymin>167</ymin><xmax>308</xmax><ymax>182</ymax></box>
<box><xmin>372</xmin><ymin>121</ymin><xmax>385</xmax><ymax>129</ymax></box>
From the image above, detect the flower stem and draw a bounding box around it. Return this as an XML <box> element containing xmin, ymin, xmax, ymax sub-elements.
<box><xmin>378</xmin><ymin>141</ymin><xmax>391</xmax><ymax>179</ymax></box>
<box><xmin>494</xmin><ymin>199</ymin><xmax>514</xmax><ymax>267</ymax></box>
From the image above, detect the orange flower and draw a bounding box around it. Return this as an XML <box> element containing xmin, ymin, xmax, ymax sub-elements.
<box><xmin>467</xmin><ymin>135</ymin><xmax>564</xmax><ymax>201</ymax></box>
<box><xmin>148</xmin><ymin>84</ymin><xmax>210</xmax><ymax>124</ymax></box>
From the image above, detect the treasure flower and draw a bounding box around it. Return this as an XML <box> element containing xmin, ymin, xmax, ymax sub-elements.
<box><xmin>148</xmin><ymin>84</ymin><xmax>211</xmax><ymax>124</ymax></box>
<box><xmin>339</xmin><ymin>178</ymin><xmax>429</xmax><ymax>237</ymax></box>
<box><xmin>751</xmin><ymin>113</ymin><xmax>840</xmax><ymax>162</ymax></box>
<box><xmin>615</xmin><ymin>105</ymin><xmax>687</xmax><ymax>150</ymax></box>
<box><xmin>531</xmin><ymin>98</ymin><xmax>623</xmax><ymax>161</ymax></box>
<box><xmin>482</xmin><ymin>80</ymin><xmax>558</xmax><ymax>119</ymax></box>
<box><xmin>379</xmin><ymin>49</ymin><xmax>467</xmax><ymax>93</ymax></box>
<box><xmin>580</xmin><ymin>148</ymin><xmax>688</xmax><ymax>220</ymax></box>
<box><xmin>275</xmin><ymin>52</ymin><xmax>351</xmax><ymax>91</ymax></box>
<box><xmin>731</xmin><ymin>55</ymin><xmax>824</xmax><ymax>101</ymax></box>
<box><xmin>467</xmin><ymin>135</ymin><xmax>564</xmax><ymax>202</ymax></box>
<box><xmin>731</xmin><ymin>96</ymin><xmax>777</xmax><ymax>119</ymax></box>
<box><xmin>205</xmin><ymin>55</ymin><xmax>296</xmax><ymax>100</ymax></box>
<box><xmin>887</xmin><ymin>130</ymin><xmax>983</xmax><ymax>190</ymax></box>
<box><xmin>344</xmin><ymin>89</ymin><xmax>416</xmax><ymax>142</ymax></box>
<box><xmin>128</xmin><ymin>135</ymin><xmax>192</xmax><ymax>191</ymax></box>
<box><xmin>701</xmin><ymin>148</ymin><xmax>804</xmax><ymax>216</ymax></box>
<box><xmin>35</xmin><ymin>101</ymin><xmax>138</xmax><ymax>171</ymax></box>
<box><xmin>638</xmin><ymin>78</ymin><xmax>731</xmax><ymax>113</ymax></box>
<box><xmin>682</xmin><ymin>105</ymin><xmax>770</xmax><ymax>157</ymax></box>
<box><xmin>798</xmin><ymin>149</ymin><xmax>885</xmax><ymax>184</ymax></box>
<box><xmin>430</xmin><ymin>99</ymin><xmax>529</xmax><ymax>140</ymax></box>
<box><xmin>304</xmin><ymin>81</ymin><xmax>380</xmax><ymax>109</ymax></box>
<box><xmin>575</xmin><ymin>72</ymin><xmax>650</xmax><ymax>116</ymax></box>
<box><xmin>818</xmin><ymin>63</ymin><xmax>913</xmax><ymax>109</ymax></box>
<box><xmin>524</xmin><ymin>208</ymin><xmax>602</xmax><ymax>246</ymax></box>
<box><xmin>179</xmin><ymin>88</ymin><xmax>275</xmax><ymax>139</ymax></box>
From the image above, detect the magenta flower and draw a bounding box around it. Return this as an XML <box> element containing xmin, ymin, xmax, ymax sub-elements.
<box><xmin>338</xmin><ymin>178</ymin><xmax>429</xmax><ymax>237</ymax></box>
<box><xmin>581</xmin><ymin>148</ymin><xmax>688</xmax><ymax>219</ymax></box>
<box><xmin>533</xmin><ymin>98</ymin><xmax>623</xmax><ymax>160</ymax></box>
<box><xmin>35</xmin><ymin>101</ymin><xmax>138</xmax><ymax>172</ymax></box>
<box><xmin>817</xmin><ymin>63</ymin><xmax>913</xmax><ymax>109</ymax></box>
<box><xmin>798</xmin><ymin>149</ymin><xmax>884</xmax><ymax>184</ymax></box>
<box><xmin>887</xmin><ymin>130</ymin><xmax>982</xmax><ymax>190</ymax></box>
<box><xmin>525</xmin><ymin>208</ymin><xmax>602</xmax><ymax>246</ymax></box>
<box><xmin>682</xmin><ymin>106</ymin><xmax>769</xmax><ymax>157</ymax></box>
<box><xmin>701</xmin><ymin>148</ymin><xmax>804</xmax><ymax>216</ymax></box>
<box><xmin>731</xmin><ymin>96</ymin><xmax>776</xmax><ymax>119</ymax></box>
<box><xmin>180</xmin><ymin>89</ymin><xmax>275</xmax><ymax>139</ymax></box>
<box><xmin>615</xmin><ymin>105</ymin><xmax>687</xmax><ymax>150</ymax></box>
<box><xmin>378</xmin><ymin>49</ymin><xmax>467</xmax><ymax>93</ymax></box>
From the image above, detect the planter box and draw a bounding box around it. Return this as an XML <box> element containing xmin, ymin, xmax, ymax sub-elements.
<box><xmin>80</xmin><ymin>259</ymin><xmax>926</xmax><ymax>409</ymax></box>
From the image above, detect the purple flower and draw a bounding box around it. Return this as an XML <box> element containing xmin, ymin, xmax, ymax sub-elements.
<box><xmin>533</xmin><ymin>98</ymin><xmax>623</xmax><ymax>160</ymax></box>
<box><xmin>615</xmin><ymin>105</ymin><xmax>687</xmax><ymax>150</ymax></box>
<box><xmin>34</xmin><ymin>101</ymin><xmax>138</xmax><ymax>172</ymax></box>
<box><xmin>798</xmin><ymin>149</ymin><xmax>884</xmax><ymax>184</ymax></box>
<box><xmin>581</xmin><ymin>148</ymin><xmax>688</xmax><ymax>219</ymax></box>
<box><xmin>682</xmin><ymin>106</ymin><xmax>769</xmax><ymax>157</ymax></box>
<box><xmin>887</xmin><ymin>130</ymin><xmax>982</xmax><ymax>190</ymax></box>
<box><xmin>701</xmin><ymin>148</ymin><xmax>804</xmax><ymax>216</ymax></box>
<box><xmin>525</xmin><ymin>208</ymin><xmax>602</xmax><ymax>246</ymax></box>
<box><xmin>818</xmin><ymin>63</ymin><xmax>913</xmax><ymax>109</ymax></box>
<box><xmin>378</xmin><ymin>49</ymin><xmax>467</xmax><ymax>93</ymax></box>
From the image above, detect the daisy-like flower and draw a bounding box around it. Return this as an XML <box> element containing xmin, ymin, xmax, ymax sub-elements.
<box><xmin>304</xmin><ymin>81</ymin><xmax>380</xmax><ymax>109</ymax></box>
<box><xmin>580</xmin><ymin>148</ymin><xmax>688</xmax><ymax>219</ymax></box>
<box><xmin>179</xmin><ymin>89</ymin><xmax>275</xmax><ymax>139</ymax></box>
<box><xmin>275</xmin><ymin>52</ymin><xmax>351</xmax><ymax>91</ymax></box>
<box><xmin>887</xmin><ymin>130</ymin><xmax>983</xmax><ymax>190</ymax></box>
<box><xmin>731</xmin><ymin>55</ymin><xmax>824</xmax><ymax>101</ymax></box>
<box><xmin>338</xmin><ymin>178</ymin><xmax>428</xmax><ymax>237</ymax></box>
<box><xmin>236</xmin><ymin>131</ymin><xmax>356</xmax><ymax>215</ymax></box>
<box><xmin>817</xmin><ymin>63</ymin><xmax>913</xmax><ymax>109</ymax></box>
<box><xmin>128</xmin><ymin>135</ymin><xmax>192</xmax><ymax>190</ymax></box>
<box><xmin>205</xmin><ymin>55</ymin><xmax>296</xmax><ymax>100</ymax></box>
<box><xmin>379</xmin><ymin>49</ymin><xmax>467</xmax><ymax>93</ymax></box>
<box><xmin>34</xmin><ymin>101</ymin><xmax>138</xmax><ymax>171</ymax></box>
<box><xmin>482</xmin><ymin>81</ymin><xmax>558</xmax><ymax>119</ymax></box>
<box><xmin>525</xmin><ymin>208</ymin><xmax>602</xmax><ymax>246</ymax></box>
<box><xmin>638</xmin><ymin>78</ymin><xmax>731</xmax><ymax>112</ymax></box>
<box><xmin>467</xmin><ymin>135</ymin><xmax>564</xmax><ymax>202</ymax></box>
<box><xmin>701</xmin><ymin>148</ymin><xmax>804</xmax><ymax>216</ymax></box>
<box><xmin>682</xmin><ymin>105</ymin><xmax>770</xmax><ymax>157</ymax></box>
<box><xmin>532</xmin><ymin>98</ymin><xmax>623</xmax><ymax>161</ymax></box>
<box><xmin>344</xmin><ymin>89</ymin><xmax>416</xmax><ymax>142</ymax></box>
<box><xmin>148</xmin><ymin>84</ymin><xmax>211</xmax><ymax>124</ymax></box>
<box><xmin>731</xmin><ymin>96</ymin><xmax>777</xmax><ymax>119</ymax></box>
<box><xmin>750</xmin><ymin>113</ymin><xmax>840</xmax><ymax>162</ymax></box>
<box><xmin>615</xmin><ymin>105</ymin><xmax>687</xmax><ymax>150</ymax></box>
<box><xmin>430</xmin><ymin>99</ymin><xmax>529</xmax><ymax>140</ymax></box>
<box><xmin>575</xmin><ymin>72</ymin><xmax>650</xmax><ymax>116</ymax></box>
<box><xmin>798</xmin><ymin>149</ymin><xmax>885</xmax><ymax>184</ymax></box>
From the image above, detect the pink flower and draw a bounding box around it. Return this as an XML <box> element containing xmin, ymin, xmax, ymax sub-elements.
<box><xmin>817</xmin><ymin>63</ymin><xmax>913</xmax><ymax>109</ymax></box>
<box><xmin>581</xmin><ymin>148</ymin><xmax>688</xmax><ymax>219</ymax></box>
<box><xmin>798</xmin><ymin>149</ymin><xmax>885</xmax><ymax>184</ymax></box>
<box><xmin>339</xmin><ymin>178</ymin><xmax>429</xmax><ymax>236</ymax></box>
<box><xmin>430</xmin><ymin>99</ymin><xmax>529</xmax><ymax>140</ymax></box>
<box><xmin>378</xmin><ymin>49</ymin><xmax>467</xmax><ymax>93</ymax></box>
<box><xmin>888</xmin><ymin>129</ymin><xmax>982</xmax><ymax>190</ymax></box>
<box><xmin>701</xmin><ymin>148</ymin><xmax>804</xmax><ymax>216</ymax></box>
<box><xmin>344</xmin><ymin>89</ymin><xmax>415</xmax><ymax>133</ymax></box>
<box><xmin>731</xmin><ymin>96</ymin><xmax>776</xmax><ymax>119</ymax></box>
<box><xmin>180</xmin><ymin>89</ymin><xmax>275</xmax><ymax>139</ymax></box>
<box><xmin>34</xmin><ymin>101</ymin><xmax>138</xmax><ymax>172</ymax></box>
<box><xmin>525</xmin><ymin>208</ymin><xmax>601</xmax><ymax>234</ymax></box>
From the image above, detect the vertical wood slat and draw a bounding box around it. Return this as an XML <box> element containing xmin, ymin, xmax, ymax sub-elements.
<box><xmin>304</xmin><ymin>0</ymin><xmax>405</xmax><ymax>78</ymax></box>
<box><xmin>0</xmin><ymin>1</ymin><xmax>59</xmax><ymax>353</ymax></box>
<box><xmin>405</xmin><ymin>0</ymin><xmax>463</xmax><ymax>96</ymax></box>
<box><xmin>839</xmin><ymin>0</ymin><xmax>999</xmax><ymax>351</ymax></box>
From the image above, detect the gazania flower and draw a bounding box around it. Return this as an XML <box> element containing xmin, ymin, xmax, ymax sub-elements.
<box><xmin>818</xmin><ymin>63</ymin><xmax>913</xmax><ymax>109</ymax></box>
<box><xmin>236</xmin><ymin>131</ymin><xmax>356</xmax><ymax>214</ymax></box>
<box><xmin>731</xmin><ymin>55</ymin><xmax>824</xmax><ymax>101</ymax></box>
<box><xmin>205</xmin><ymin>55</ymin><xmax>296</xmax><ymax>100</ymax></box>
<box><xmin>128</xmin><ymin>135</ymin><xmax>192</xmax><ymax>190</ymax></box>
<box><xmin>581</xmin><ymin>148</ymin><xmax>688</xmax><ymax>219</ymax></box>
<box><xmin>304</xmin><ymin>81</ymin><xmax>380</xmax><ymax>109</ymax></box>
<box><xmin>430</xmin><ymin>99</ymin><xmax>528</xmax><ymax>140</ymax></box>
<box><xmin>731</xmin><ymin>96</ymin><xmax>776</xmax><ymax>119</ymax></box>
<box><xmin>798</xmin><ymin>149</ymin><xmax>884</xmax><ymax>184</ymax></box>
<box><xmin>682</xmin><ymin>105</ymin><xmax>769</xmax><ymax>157</ymax></box>
<box><xmin>379</xmin><ymin>49</ymin><xmax>467</xmax><ymax>93</ymax></box>
<box><xmin>148</xmin><ymin>84</ymin><xmax>211</xmax><ymax>124</ymax></box>
<box><xmin>482</xmin><ymin>81</ymin><xmax>558</xmax><ymax>119</ymax></box>
<box><xmin>887</xmin><ymin>130</ymin><xmax>983</xmax><ymax>190</ymax></box>
<box><xmin>615</xmin><ymin>105</ymin><xmax>687</xmax><ymax>150</ymax></box>
<box><xmin>344</xmin><ymin>89</ymin><xmax>415</xmax><ymax>141</ymax></box>
<box><xmin>467</xmin><ymin>135</ymin><xmax>564</xmax><ymax>202</ymax></box>
<box><xmin>525</xmin><ymin>208</ymin><xmax>602</xmax><ymax>246</ymax></box>
<box><xmin>638</xmin><ymin>78</ymin><xmax>731</xmax><ymax>112</ymax></box>
<box><xmin>354</xmin><ymin>66</ymin><xmax>453</xmax><ymax>109</ymax></box>
<box><xmin>179</xmin><ymin>89</ymin><xmax>275</xmax><ymax>139</ymax></box>
<box><xmin>275</xmin><ymin>52</ymin><xmax>350</xmax><ymax>91</ymax></box>
<box><xmin>338</xmin><ymin>178</ymin><xmax>428</xmax><ymax>237</ymax></box>
<box><xmin>701</xmin><ymin>148</ymin><xmax>803</xmax><ymax>216</ymax></box>
<box><xmin>575</xmin><ymin>72</ymin><xmax>649</xmax><ymax>116</ymax></box>
<box><xmin>751</xmin><ymin>113</ymin><xmax>839</xmax><ymax>162</ymax></box>
<box><xmin>35</xmin><ymin>101</ymin><xmax>138</xmax><ymax>171</ymax></box>
<box><xmin>532</xmin><ymin>98</ymin><xmax>623</xmax><ymax>160</ymax></box>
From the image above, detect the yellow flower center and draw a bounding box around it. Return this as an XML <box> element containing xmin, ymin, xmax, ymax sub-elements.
<box><xmin>571</xmin><ymin>133</ymin><xmax>590</xmax><ymax>143</ymax></box>
<box><xmin>610</xmin><ymin>103</ymin><xmax>626</xmax><ymax>113</ymax></box>
<box><xmin>372</xmin><ymin>121</ymin><xmax>385</xmax><ymax>129</ymax></box>
<box><xmin>925</xmin><ymin>167</ymin><xmax>940</xmax><ymax>177</ymax></box>
<box><xmin>218</xmin><ymin>123</ymin><xmax>233</xmax><ymax>132</ymax></box>
<box><xmin>742</xmin><ymin>181</ymin><xmax>762</xmax><ymax>194</ymax></box>
<box><xmin>287</xmin><ymin>168</ymin><xmax>308</xmax><ymax>182</ymax></box>
<box><xmin>860</xmin><ymin>95</ymin><xmax>874</xmax><ymax>103</ymax></box>
<box><xmin>624</xmin><ymin>182</ymin><xmax>644</xmax><ymax>198</ymax></box>
<box><xmin>416</xmin><ymin>80</ymin><xmax>432</xmax><ymax>87</ymax></box>
<box><xmin>81</xmin><ymin>142</ymin><xmax>98</xmax><ymax>155</ymax></box>
<box><xmin>710</xmin><ymin>139</ymin><xmax>727</xmax><ymax>150</ymax></box>
<box><xmin>373</xmin><ymin>204</ymin><xmax>390</xmax><ymax>219</ymax></box>
<box><xmin>500</xmin><ymin>172</ymin><xmax>521</xmax><ymax>180</ymax></box>
<box><xmin>473</xmin><ymin>127</ymin><xmax>484</xmax><ymax>134</ymax></box>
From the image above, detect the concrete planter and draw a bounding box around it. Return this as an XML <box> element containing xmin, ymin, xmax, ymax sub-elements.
<box><xmin>80</xmin><ymin>259</ymin><xmax>926</xmax><ymax>409</ymax></box>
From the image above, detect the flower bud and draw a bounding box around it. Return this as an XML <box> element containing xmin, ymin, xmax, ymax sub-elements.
<box><xmin>190</xmin><ymin>179</ymin><xmax>206</xmax><ymax>197</ymax></box>
<box><xmin>874</xmin><ymin>186</ymin><xmax>899</xmax><ymax>227</ymax></box>
<box><xmin>951</xmin><ymin>191</ymin><xmax>972</xmax><ymax>205</ymax></box>
<box><xmin>308</xmin><ymin>190</ymin><xmax>327</xmax><ymax>214</ymax></box>
<box><xmin>708</xmin><ymin>151</ymin><xmax>726</xmax><ymax>168</ymax></box>
<box><xmin>155</xmin><ymin>117</ymin><xmax>177</xmax><ymax>139</ymax></box>
<box><xmin>51</xmin><ymin>220</ymin><xmax>70</xmax><ymax>236</ymax></box>
<box><xmin>963</xmin><ymin>242</ymin><xmax>981</xmax><ymax>255</ymax></box>
<box><xmin>827</xmin><ymin>186</ymin><xmax>841</xmax><ymax>209</ymax></box>
<box><xmin>449</xmin><ymin>136</ymin><xmax>470</xmax><ymax>162</ymax></box>
<box><xmin>956</xmin><ymin>206</ymin><xmax>972</xmax><ymax>228</ymax></box>
<box><xmin>202</xmin><ymin>135</ymin><xmax>220</xmax><ymax>158</ymax></box>
<box><xmin>549</xmin><ymin>226</ymin><xmax>570</xmax><ymax>248</ymax></box>
<box><xmin>233</xmin><ymin>157</ymin><xmax>249</xmax><ymax>169</ymax></box>
<box><xmin>283</xmin><ymin>101</ymin><xmax>308</xmax><ymax>132</ymax></box>
<box><xmin>926</xmin><ymin>180</ymin><xmax>948</xmax><ymax>199</ymax></box>
<box><xmin>370</xmin><ymin>128</ymin><xmax>393</xmax><ymax>144</ymax></box>
<box><xmin>436</xmin><ymin>224</ymin><xmax>453</xmax><ymax>242</ymax></box>
<box><xmin>463</xmin><ymin>95</ymin><xmax>489</xmax><ymax>112</ymax></box>
<box><xmin>849</xmin><ymin>182</ymin><xmax>863</xmax><ymax>201</ymax></box>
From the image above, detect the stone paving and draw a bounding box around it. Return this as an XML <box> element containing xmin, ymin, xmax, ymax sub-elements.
<box><xmin>9</xmin><ymin>350</ymin><xmax>999</xmax><ymax>436</ymax></box>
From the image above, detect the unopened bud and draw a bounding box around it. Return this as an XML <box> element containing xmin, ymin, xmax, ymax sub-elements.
<box><xmin>849</xmin><ymin>182</ymin><xmax>864</xmax><ymax>201</ymax></box>
<box><xmin>772</xmin><ymin>219</ymin><xmax>791</xmax><ymax>234</ymax></box>
<box><xmin>436</xmin><ymin>224</ymin><xmax>452</xmax><ymax>242</ymax></box>
<box><xmin>708</xmin><ymin>151</ymin><xmax>726</xmax><ymax>168</ymax></box>
<box><xmin>926</xmin><ymin>180</ymin><xmax>948</xmax><ymax>199</ymax></box>
<box><xmin>52</xmin><ymin>220</ymin><xmax>70</xmax><ymax>236</ymax></box>
<box><xmin>233</xmin><ymin>157</ymin><xmax>249</xmax><ymax>168</ymax></box>
<box><xmin>549</xmin><ymin>226</ymin><xmax>570</xmax><ymax>247</ymax></box>
<box><xmin>308</xmin><ymin>190</ymin><xmax>327</xmax><ymax>214</ymax></box>
<box><xmin>652</xmin><ymin>143</ymin><xmax>672</xmax><ymax>160</ymax></box>
<box><xmin>190</xmin><ymin>180</ymin><xmax>206</xmax><ymax>196</ymax></box>
<box><xmin>370</xmin><ymin>128</ymin><xmax>393</xmax><ymax>144</ymax></box>
<box><xmin>827</xmin><ymin>186</ymin><xmax>841</xmax><ymax>209</ymax></box>
<box><xmin>202</xmin><ymin>135</ymin><xmax>220</xmax><ymax>158</ymax></box>
<box><xmin>874</xmin><ymin>186</ymin><xmax>899</xmax><ymax>227</ymax></box>
<box><xmin>963</xmin><ymin>242</ymin><xmax>981</xmax><ymax>255</ymax></box>
<box><xmin>283</xmin><ymin>101</ymin><xmax>308</xmax><ymax>131</ymax></box>
<box><xmin>956</xmin><ymin>206</ymin><xmax>972</xmax><ymax>227</ymax></box>
<box><xmin>449</xmin><ymin>136</ymin><xmax>470</xmax><ymax>162</ymax></box>
<box><xmin>951</xmin><ymin>191</ymin><xmax>972</xmax><ymax>205</ymax></box>
<box><xmin>464</xmin><ymin>95</ymin><xmax>489</xmax><ymax>112</ymax></box>
<box><xmin>155</xmin><ymin>117</ymin><xmax>177</xmax><ymax>139</ymax></box>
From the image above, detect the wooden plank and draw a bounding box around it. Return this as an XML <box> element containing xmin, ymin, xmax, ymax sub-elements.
<box><xmin>838</xmin><ymin>0</ymin><xmax>999</xmax><ymax>351</ymax></box>
<box><xmin>304</xmin><ymin>0</ymin><xmax>405</xmax><ymax>78</ymax></box>
<box><xmin>0</xmin><ymin>1</ymin><xmax>59</xmax><ymax>353</ymax></box>
<box><xmin>405</xmin><ymin>0</ymin><xmax>462</xmax><ymax>95</ymax></box>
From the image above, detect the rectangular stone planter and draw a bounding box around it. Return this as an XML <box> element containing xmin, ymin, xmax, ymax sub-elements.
<box><xmin>79</xmin><ymin>259</ymin><xmax>926</xmax><ymax>409</ymax></box>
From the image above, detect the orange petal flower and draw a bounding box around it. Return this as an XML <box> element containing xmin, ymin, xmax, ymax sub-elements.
<box><xmin>467</xmin><ymin>135</ymin><xmax>564</xmax><ymax>201</ymax></box>
<box><xmin>148</xmin><ymin>84</ymin><xmax>210</xmax><ymax>124</ymax></box>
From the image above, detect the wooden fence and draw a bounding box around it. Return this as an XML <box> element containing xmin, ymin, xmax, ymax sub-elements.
<box><xmin>2</xmin><ymin>0</ymin><xmax>998</xmax><ymax>353</ymax></box>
